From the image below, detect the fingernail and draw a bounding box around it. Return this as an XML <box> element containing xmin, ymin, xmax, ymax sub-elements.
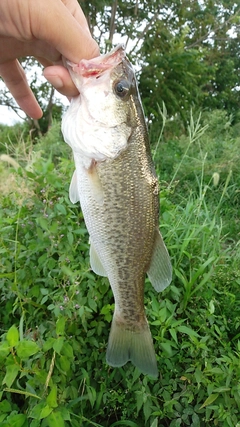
<box><xmin>43</xmin><ymin>73</ymin><xmax>64</xmax><ymax>89</ymax></box>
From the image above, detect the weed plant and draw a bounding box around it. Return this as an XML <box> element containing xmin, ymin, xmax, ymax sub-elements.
<box><xmin>0</xmin><ymin>114</ymin><xmax>239</xmax><ymax>427</ymax></box>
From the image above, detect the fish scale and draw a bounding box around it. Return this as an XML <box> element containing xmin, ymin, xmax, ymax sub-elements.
<box><xmin>62</xmin><ymin>44</ymin><xmax>172</xmax><ymax>377</ymax></box>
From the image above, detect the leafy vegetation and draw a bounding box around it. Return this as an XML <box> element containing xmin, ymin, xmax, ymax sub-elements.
<box><xmin>0</xmin><ymin>111</ymin><xmax>239</xmax><ymax>426</ymax></box>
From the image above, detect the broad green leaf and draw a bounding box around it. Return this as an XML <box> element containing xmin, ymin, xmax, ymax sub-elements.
<box><xmin>136</xmin><ymin>391</ymin><xmax>143</xmax><ymax>415</ymax></box>
<box><xmin>39</xmin><ymin>404</ymin><xmax>53</xmax><ymax>419</ymax></box>
<box><xmin>67</xmin><ymin>231</ymin><xmax>74</xmax><ymax>245</ymax></box>
<box><xmin>36</xmin><ymin>226</ymin><xmax>44</xmax><ymax>240</ymax></box>
<box><xmin>0</xmin><ymin>341</ymin><xmax>10</xmax><ymax>358</ymax></box>
<box><xmin>38</xmin><ymin>253</ymin><xmax>47</xmax><ymax>266</ymax></box>
<box><xmin>177</xmin><ymin>325</ymin><xmax>199</xmax><ymax>337</ymax></box>
<box><xmin>150</xmin><ymin>419</ymin><xmax>158</xmax><ymax>427</ymax></box>
<box><xmin>159</xmin><ymin>341</ymin><xmax>173</xmax><ymax>357</ymax></box>
<box><xmin>0</xmin><ymin>399</ymin><xmax>11</xmax><ymax>413</ymax></box>
<box><xmin>46</xmin><ymin>410</ymin><xmax>65</xmax><ymax>427</ymax></box>
<box><xmin>88</xmin><ymin>297</ymin><xmax>97</xmax><ymax>312</ymax></box>
<box><xmin>59</xmin><ymin>355</ymin><xmax>70</xmax><ymax>373</ymax></box>
<box><xmin>6</xmin><ymin>325</ymin><xmax>19</xmax><ymax>347</ymax></box>
<box><xmin>56</xmin><ymin>204</ymin><xmax>67</xmax><ymax>215</ymax></box>
<box><xmin>205</xmin><ymin>367</ymin><xmax>223</xmax><ymax>375</ymax></box>
<box><xmin>0</xmin><ymin>414</ymin><xmax>7</xmax><ymax>423</ymax></box>
<box><xmin>158</xmin><ymin>306</ymin><xmax>168</xmax><ymax>322</ymax></box>
<box><xmin>37</xmin><ymin>217</ymin><xmax>49</xmax><ymax>231</ymax></box>
<box><xmin>46</xmin><ymin>384</ymin><xmax>58</xmax><ymax>409</ymax></box>
<box><xmin>209</xmin><ymin>300</ymin><xmax>215</xmax><ymax>314</ymax></box>
<box><xmin>56</xmin><ymin>317</ymin><xmax>65</xmax><ymax>336</ymax></box>
<box><xmin>61</xmin><ymin>342</ymin><xmax>73</xmax><ymax>360</ymax></box>
<box><xmin>61</xmin><ymin>265</ymin><xmax>73</xmax><ymax>276</ymax></box>
<box><xmin>43</xmin><ymin>337</ymin><xmax>55</xmax><ymax>352</ymax></box>
<box><xmin>0</xmin><ymin>272</ymin><xmax>15</xmax><ymax>278</ymax></box>
<box><xmin>16</xmin><ymin>341</ymin><xmax>39</xmax><ymax>359</ymax></box>
<box><xmin>58</xmin><ymin>407</ymin><xmax>71</xmax><ymax>421</ymax></box>
<box><xmin>200</xmin><ymin>393</ymin><xmax>219</xmax><ymax>409</ymax></box>
<box><xmin>169</xmin><ymin>328</ymin><xmax>178</xmax><ymax>344</ymax></box>
<box><xmin>192</xmin><ymin>413</ymin><xmax>200</xmax><ymax>427</ymax></box>
<box><xmin>53</xmin><ymin>337</ymin><xmax>64</xmax><ymax>354</ymax></box>
<box><xmin>30</xmin><ymin>420</ymin><xmax>41</xmax><ymax>427</ymax></box>
<box><xmin>3</xmin><ymin>414</ymin><xmax>27</xmax><ymax>427</ymax></box>
<box><xmin>2</xmin><ymin>364</ymin><xmax>19</xmax><ymax>388</ymax></box>
<box><xmin>87</xmin><ymin>385</ymin><xmax>97</xmax><ymax>408</ymax></box>
<box><xmin>143</xmin><ymin>399</ymin><xmax>152</xmax><ymax>422</ymax></box>
<box><xmin>213</xmin><ymin>387</ymin><xmax>231</xmax><ymax>393</ymax></box>
<box><xmin>29</xmin><ymin>401</ymin><xmax>47</xmax><ymax>419</ymax></box>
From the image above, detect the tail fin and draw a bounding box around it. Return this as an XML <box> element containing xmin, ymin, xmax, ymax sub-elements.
<box><xmin>106</xmin><ymin>314</ymin><xmax>158</xmax><ymax>378</ymax></box>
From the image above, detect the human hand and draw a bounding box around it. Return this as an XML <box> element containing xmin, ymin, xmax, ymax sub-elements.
<box><xmin>0</xmin><ymin>0</ymin><xmax>99</xmax><ymax>119</ymax></box>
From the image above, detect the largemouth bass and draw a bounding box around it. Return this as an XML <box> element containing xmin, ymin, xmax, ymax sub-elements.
<box><xmin>61</xmin><ymin>45</ymin><xmax>172</xmax><ymax>377</ymax></box>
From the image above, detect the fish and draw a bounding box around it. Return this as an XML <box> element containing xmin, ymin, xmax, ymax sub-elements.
<box><xmin>61</xmin><ymin>45</ymin><xmax>172</xmax><ymax>377</ymax></box>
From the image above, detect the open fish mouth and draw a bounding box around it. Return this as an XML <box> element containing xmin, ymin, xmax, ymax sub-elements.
<box><xmin>66</xmin><ymin>44</ymin><xmax>126</xmax><ymax>79</ymax></box>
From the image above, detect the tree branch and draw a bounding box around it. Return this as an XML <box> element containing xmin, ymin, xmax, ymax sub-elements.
<box><xmin>186</xmin><ymin>7</ymin><xmax>240</xmax><ymax>49</ymax></box>
<box><xmin>128</xmin><ymin>10</ymin><xmax>160</xmax><ymax>55</ymax></box>
<box><xmin>109</xmin><ymin>0</ymin><xmax>118</xmax><ymax>45</ymax></box>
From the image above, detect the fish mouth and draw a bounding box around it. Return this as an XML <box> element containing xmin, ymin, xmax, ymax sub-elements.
<box><xmin>66</xmin><ymin>44</ymin><xmax>126</xmax><ymax>78</ymax></box>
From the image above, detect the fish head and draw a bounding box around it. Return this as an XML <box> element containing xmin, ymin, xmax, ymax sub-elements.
<box><xmin>62</xmin><ymin>45</ymin><xmax>144</xmax><ymax>165</ymax></box>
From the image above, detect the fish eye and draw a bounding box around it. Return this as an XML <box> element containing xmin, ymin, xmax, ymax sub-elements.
<box><xmin>114</xmin><ymin>80</ymin><xmax>130</xmax><ymax>99</ymax></box>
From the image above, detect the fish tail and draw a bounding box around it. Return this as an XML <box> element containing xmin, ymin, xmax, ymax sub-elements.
<box><xmin>106</xmin><ymin>313</ymin><xmax>158</xmax><ymax>377</ymax></box>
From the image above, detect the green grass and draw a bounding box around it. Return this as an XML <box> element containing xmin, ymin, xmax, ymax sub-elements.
<box><xmin>0</xmin><ymin>113</ymin><xmax>239</xmax><ymax>427</ymax></box>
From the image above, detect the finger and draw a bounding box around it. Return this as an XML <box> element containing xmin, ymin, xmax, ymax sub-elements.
<box><xmin>61</xmin><ymin>0</ymin><xmax>91</xmax><ymax>32</ymax></box>
<box><xmin>0</xmin><ymin>37</ymin><xmax>62</xmax><ymax>64</ymax></box>
<box><xmin>43</xmin><ymin>65</ymin><xmax>79</xmax><ymax>97</ymax></box>
<box><xmin>31</xmin><ymin>0</ymin><xmax>100</xmax><ymax>63</ymax></box>
<box><xmin>0</xmin><ymin>59</ymin><xmax>43</xmax><ymax>119</ymax></box>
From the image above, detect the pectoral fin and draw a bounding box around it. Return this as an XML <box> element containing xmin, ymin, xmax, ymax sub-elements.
<box><xmin>87</xmin><ymin>162</ymin><xmax>104</xmax><ymax>205</ymax></box>
<box><xmin>90</xmin><ymin>239</ymin><xmax>108</xmax><ymax>277</ymax></box>
<box><xmin>69</xmin><ymin>170</ymin><xmax>80</xmax><ymax>204</ymax></box>
<box><xmin>147</xmin><ymin>229</ymin><xmax>172</xmax><ymax>292</ymax></box>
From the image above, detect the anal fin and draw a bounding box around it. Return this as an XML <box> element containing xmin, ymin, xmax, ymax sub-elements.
<box><xmin>147</xmin><ymin>229</ymin><xmax>172</xmax><ymax>292</ymax></box>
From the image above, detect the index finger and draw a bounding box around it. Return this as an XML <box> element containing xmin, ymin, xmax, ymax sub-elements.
<box><xmin>31</xmin><ymin>0</ymin><xmax>99</xmax><ymax>63</ymax></box>
<box><xmin>0</xmin><ymin>59</ymin><xmax>43</xmax><ymax>119</ymax></box>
